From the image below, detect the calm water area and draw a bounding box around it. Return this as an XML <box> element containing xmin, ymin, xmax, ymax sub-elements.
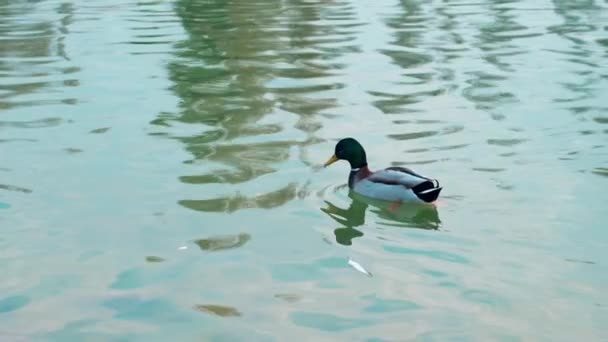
<box><xmin>1</xmin><ymin>0</ymin><xmax>607</xmax><ymax>340</ymax></box>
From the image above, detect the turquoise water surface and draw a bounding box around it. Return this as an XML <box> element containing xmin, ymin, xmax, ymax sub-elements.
<box><xmin>1</xmin><ymin>0</ymin><xmax>607</xmax><ymax>340</ymax></box>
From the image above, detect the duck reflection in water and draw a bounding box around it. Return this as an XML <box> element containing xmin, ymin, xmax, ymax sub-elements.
<box><xmin>321</xmin><ymin>190</ymin><xmax>441</xmax><ymax>246</ymax></box>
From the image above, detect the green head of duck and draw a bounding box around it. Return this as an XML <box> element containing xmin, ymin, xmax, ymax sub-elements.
<box><xmin>324</xmin><ymin>137</ymin><xmax>368</xmax><ymax>169</ymax></box>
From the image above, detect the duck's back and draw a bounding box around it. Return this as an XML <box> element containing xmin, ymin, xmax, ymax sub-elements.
<box><xmin>352</xmin><ymin>167</ymin><xmax>440</xmax><ymax>203</ymax></box>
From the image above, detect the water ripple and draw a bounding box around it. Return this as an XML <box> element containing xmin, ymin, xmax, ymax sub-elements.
<box><xmin>2</xmin><ymin>0</ymin><xmax>608</xmax><ymax>340</ymax></box>
<box><xmin>0</xmin><ymin>2</ymin><xmax>79</xmax><ymax>110</ymax></box>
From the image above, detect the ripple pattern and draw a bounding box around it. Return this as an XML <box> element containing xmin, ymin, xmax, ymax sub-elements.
<box><xmin>1</xmin><ymin>0</ymin><xmax>607</xmax><ymax>341</ymax></box>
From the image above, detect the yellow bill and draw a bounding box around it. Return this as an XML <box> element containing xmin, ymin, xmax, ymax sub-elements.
<box><xmin>324</xmin><ymin>154</ymin><xmax>339</xmax><ymax>167</ymax></box>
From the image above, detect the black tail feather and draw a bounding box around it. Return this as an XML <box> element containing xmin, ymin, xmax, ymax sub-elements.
<box><xmin>412</xmin><ymin>180</ymin><xmax>442</xmax><ymax>203</ymax></box>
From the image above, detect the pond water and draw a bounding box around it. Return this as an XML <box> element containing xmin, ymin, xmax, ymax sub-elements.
<box><xmin>1</xmin><ymin>0</ymin><xmax>607</xmax><ymax>340</ymax></box>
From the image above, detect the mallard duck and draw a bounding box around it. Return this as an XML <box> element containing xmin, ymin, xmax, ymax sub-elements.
<box><xmin>324</xmin><ymin>138</ymin><xmax>442</xmax><ymax>204</ymax></box>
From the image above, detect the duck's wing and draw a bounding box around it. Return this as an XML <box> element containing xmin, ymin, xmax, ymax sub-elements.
<box><xmin>367</xmin><ymin>167</ymin><xmax>442</xmax><ymax>202</ymax></box>
<box><xmin>367</xmin><ymin>167</ymin><xmax>436</xmax><ymax>189</ymax></box>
